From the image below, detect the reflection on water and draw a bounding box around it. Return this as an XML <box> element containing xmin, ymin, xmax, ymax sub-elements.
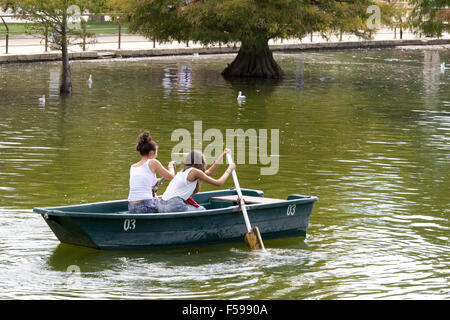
<box><xmin>296</xmin><ymin>59</ymin><xmax>304</xmax><ymax>91</ymax></box>
<box><xmin>49</xmin><ymin>66</ymin><xmax>61</xmax><ymax>99</ymax></box>
<box><xmin>423</xmin><ymin>50</ymin><xmax>442</xmax><ymax>109</ymax></box>
<box><xmin>0</xmin><ymin>48</ymin><xmax>449</xmax><ymax>299</ymax></box>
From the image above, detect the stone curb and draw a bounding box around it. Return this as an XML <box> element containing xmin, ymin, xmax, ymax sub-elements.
<box><xmin>0</xmin><ymin>38</ymin><xmax>449</xmax><ymax>64</ymax></box>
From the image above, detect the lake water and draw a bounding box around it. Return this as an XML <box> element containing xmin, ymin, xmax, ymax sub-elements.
<box><xmin>0</xmin><ymin>48</ymin><xmax>449</xmax><ymax>299</ymax></box>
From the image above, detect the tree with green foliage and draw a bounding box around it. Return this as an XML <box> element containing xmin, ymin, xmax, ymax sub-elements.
<box><xmin>389</xmin><ymin>1</ymin><xmax>409</xmax><ymax>39</ymax></box>
<box><xmin>371</xmin><ymin>0</ymin><xmax>408</xmax><ymax>39</ymax></box>
<box><xmin>331</xmin><ymin>1</ymin><xmax>375</xmax><ymax>41</ymax></box>
<box><xmin>124</xmin><ymin>0</ymin><xmax>384</xmax><ymax>79</ymax></box>
<box><xmin>0</xmin><ymin>0</ymin><xmax>111</xmax><ymax>94</ymax></box>
<box><xmin>409</xmin><ymin>0</ymin><xmax>449</xmax><ymax>37</ymax></box>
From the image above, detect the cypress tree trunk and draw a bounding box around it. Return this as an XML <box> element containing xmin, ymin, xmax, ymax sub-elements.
<box><xmin>82</xmin><ymin>21</ymin><xmax>87</xmax><ymax>51</ymax></box>
<box><xmin>400</xmin><ymin>18</ymin><xmax>403</xmax><ymax>40</ymax></box>
<box><xmin>222</xmin><ymin>40</ymin><xmax>283</xmax><ymax>79</ymax></box>
<box><xmin>60</xmin><ymin>13</ymin><xmax>72</xmax><ymax>95</ymax></box>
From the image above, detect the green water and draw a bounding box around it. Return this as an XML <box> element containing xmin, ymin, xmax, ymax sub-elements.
<box><xmin>0</xmin><ymin>48</ymin><xmax>449</xmax><ymax>299</ymax></box>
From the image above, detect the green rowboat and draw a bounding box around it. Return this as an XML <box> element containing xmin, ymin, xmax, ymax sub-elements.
<box><xmin>33</xmin><ymin>188</ymin><xmax>318</xmax><ymax>250</ymax></box>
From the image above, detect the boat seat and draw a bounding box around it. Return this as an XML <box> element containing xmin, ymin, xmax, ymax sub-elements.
<box><xmin>210</xmin><ymin>195</ymin><xmax>283</xmax><ymax>205</ymax></box>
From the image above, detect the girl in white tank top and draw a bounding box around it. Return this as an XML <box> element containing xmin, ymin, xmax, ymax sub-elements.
<box><xmin>128</xmin><ymin>159</ymin><xmax>157</xmax><ymax>201</ymax></box>
<box><xmin>161</xmin><ymin>167</ymin><xmax>197</xmax><ymax>201</ymax></box>
<box><xmin>128</xmin><ymin>131</ymin><xmax>176</xmax><ymax>213</ymax></box>
<box><xmin>158</xmin><ymin>149</ymin><xmax>236</xmax><ymax>213</ymax></box>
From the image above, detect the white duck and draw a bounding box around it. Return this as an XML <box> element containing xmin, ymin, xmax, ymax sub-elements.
<box><xmin>88</xmin><ymin>74</ymin><xmax>93</xmax><ymax>88</ymax></box>
<box><xmin>38</xmin><ymin>95</ymin><xmax>46</xmax><ymax>105</ymax></box>
<box><xmin>441</xmin><ymin>62</ymin><xmax>446</xmax><ymax>73</ymax></box>
<box><xmin>237</xmin><ymin>91</ymin><xmax>246</xmax><ymax>101</ymax></box>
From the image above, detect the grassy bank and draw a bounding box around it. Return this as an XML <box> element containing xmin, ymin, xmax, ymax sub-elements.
<box><xmin>0</xmin><ymin>21</ymin><xmax>130</xmax><ymax>38</ymax></box>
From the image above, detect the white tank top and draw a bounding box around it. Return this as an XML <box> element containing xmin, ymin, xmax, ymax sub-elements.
<box><xmin>162</xmin><ymin>167</ymin><xmax>197</xmax><ymax>201</ymax></box>
<box><xmin>128</xmin><ymin>159</ymin><xmax>157</xmax><ymax>201</ymax></box>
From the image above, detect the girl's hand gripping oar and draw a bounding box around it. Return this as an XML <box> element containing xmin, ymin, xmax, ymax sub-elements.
<box><xmin>225</xmin><ymin>153</ymin><xmax>265</xmax><ymax>251</ymax></box>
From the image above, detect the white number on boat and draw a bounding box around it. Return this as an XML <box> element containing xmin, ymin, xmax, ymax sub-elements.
<box><xmin>287</xmin><ymin>204</ymin><xmax>296</xmax><ymax>216</ymax></box>
<box><xmin>123</xmin><ymin>219</ymin><xmax>136</xmax><ymax>231</ymax></box>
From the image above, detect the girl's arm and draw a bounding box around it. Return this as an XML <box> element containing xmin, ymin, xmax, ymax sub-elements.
<box><xmin>150</xmin><ymin>159</ymin><xmax>176</xmax><ymax>180</ymax></box>
<box><xmin>205</xmin><ymin>148</ymin><xmax>230</xmax><ymax>176</ymax></box>
<box><xmin>188</xmin><ymin>164</ymin><xmax>236</xmax><ymax>187</ymax></box>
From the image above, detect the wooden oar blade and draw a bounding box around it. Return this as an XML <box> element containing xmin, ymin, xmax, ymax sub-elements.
<box><xmin>226</xmin><ymin>153</ymin><xmax>266</xmax><ymax>251</ymax></box>
<box><xmin>244</xmin><ymin>226</ymin><xmax>265</xmax><ymax>251</ymax></box>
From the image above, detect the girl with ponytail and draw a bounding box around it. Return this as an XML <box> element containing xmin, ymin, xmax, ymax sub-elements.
<box><xmin>128</xmin><ymin>131</ymin><xmax>175</xmax><ymax>213</ymax></box>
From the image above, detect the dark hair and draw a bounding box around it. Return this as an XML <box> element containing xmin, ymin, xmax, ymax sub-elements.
<box><xmin>183</xmin><ymin>150</ymin><xmax>205</xmax><ymax>194</ymax></box>
<box><xmin>136</xmin><ymin>131</ymin><xmax>157</xmax><ymax>156</ymax></box>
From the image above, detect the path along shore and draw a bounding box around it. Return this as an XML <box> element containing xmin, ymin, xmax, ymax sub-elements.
<box><xmin>1</xmin><ymin>34</ymin><xmax>449</xmax><ymax>64</ymax></box>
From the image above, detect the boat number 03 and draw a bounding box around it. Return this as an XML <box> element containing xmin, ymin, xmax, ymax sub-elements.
<box><xmin>123</xmin><ymin>219</ymin><xmax>136</xmax><ymax>231</ymax></box>
<box><xmin>287</xmin><ymin>204</ymin><xmax>296</xmax><ymax>216</ymax></box>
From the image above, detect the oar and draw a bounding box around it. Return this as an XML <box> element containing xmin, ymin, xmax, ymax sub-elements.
<box><xmin>226</xmin><ymin>153</ymin><xmax>265</xmax><ymax>251</ymax></box>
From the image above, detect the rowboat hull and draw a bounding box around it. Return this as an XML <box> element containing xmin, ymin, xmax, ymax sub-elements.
<box><xmin>34</xmin><ymin>189</ymin><xmax>318</xmax><ymax>250</ymax></box>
